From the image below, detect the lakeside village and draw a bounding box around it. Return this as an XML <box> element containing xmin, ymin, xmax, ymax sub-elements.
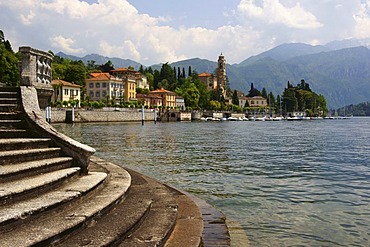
<box><xmin>48</xmin><ymin>53</ymin><xmax>329</xmax><ymax>122</ymax></box>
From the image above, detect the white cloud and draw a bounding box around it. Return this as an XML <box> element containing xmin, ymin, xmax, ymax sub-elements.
<box><xmin>353</xmin><ymin>0</ymin><xmax>370</xmax><ymax>39</ymax></box>
<box><xmin>1</xmin><ymin>0</ymin><xmax>369</xmax><ymax>65</ymax></box>
<box><xmin>50</xmin><ymin>35</ymin><xmax>85</xmax><ymax>54</ymax></box>
<box><xmin>238</xmin><ymin>0</ymin><xmax>323</xmax><ymax>29</ymax></box>
<box><xmin>20</xmin><ymin>10</ymin><xmax>35</xmax><ymax>25</ymax></box>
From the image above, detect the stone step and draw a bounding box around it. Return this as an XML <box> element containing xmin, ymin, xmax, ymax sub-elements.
<box><xmin>0</xmin><ymin>120</ymin><xmax>25</xmax><ymax>130</ymax></box>
<box><xmin>0</xmin><ymin>138</ymin><xmax>52</xmax><ymax>151</ymax></box>
<box><xmin>0</xmin><ymin>167</ymin><xmax>81</xmax><ymax>205</ymax></box>
<box><xmin>0</xmin><ymin>98</ymin><xmax>18</xmax><ymax>104</ymax></box>
<box><xmin>0</xmin><ymin>172</ymin><xmax>107</xmax><ymax>232</ymax></box>
<box><xmin>0</xmin><ymin>161</ymin><xmax>131</xmax><ymax>246</ymax></box>
<box><xmin>0</xmin><ymin>112</ymin><xmax>20</xmax><ymax>120</ymax></box>
<box><xmin>117</xmin><ymin>169</ymin><xmax>178</xmax><ymax>247</ymax></box>
<box><xmin>0</xmin><ymin>129</ymin><xmax>32</xmax><ymax>138</ymax></box>
<box><xmin>0</xmin><ymin>147</ymin><xmax>62</xmax><ymax>165</ymax></box>
<box><xmin>0</xmin><ymin>157</ymin><xmax>73</xmax><ymax>182</ymax></box>
<box><xmin>0</xmin><ymin>104</ymin><xmax>19</xmax><ymax>112</ymax></box>
<box><xmin>0</xmin><ymin>91</ymin><xmax>19</xmax><ymax>99</ymax></box>
<box><xmin>0</xmin><ymin>87</ymin><xmax>19</xmax><ymax>93</ymax></box>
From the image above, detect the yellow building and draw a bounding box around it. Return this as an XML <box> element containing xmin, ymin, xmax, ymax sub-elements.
<box><xmin>244</xmin><ymin>96</ymin><xmax>267</xmax><ymax>107</ymax></box>
<box><xmin>124</xmin><ymin>77</ymin><xmax>137</xmax><ymax>101</ymax></box>
<box><xmin>149</xmin><ymin>88</ymin><xmax>177</xmax><ymax>108</ymax></box>
<box><xmin>51</xmin><ymin>79</ymin><xmax>81</xmax><ymax>106</ymax></box>
<box><xmin>85</xmin><ymin>73</ymin><xmax>124</xmax><ymax>102</ymax></box>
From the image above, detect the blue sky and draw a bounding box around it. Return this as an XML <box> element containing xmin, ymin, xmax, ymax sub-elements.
<box><xmin>1</xmin><ymin>0</ymin><xmax>370</xmax><ymax>65</ymax></box>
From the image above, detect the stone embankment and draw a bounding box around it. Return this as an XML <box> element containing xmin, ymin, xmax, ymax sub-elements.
<box><xmin>0</xmin><ymin>86</ymin><xmax>231</xmax><ymax>246</ymax></box>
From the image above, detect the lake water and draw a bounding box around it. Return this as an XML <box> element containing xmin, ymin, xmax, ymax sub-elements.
<box><xmin>53</xmin><ymin>118</ymin><xmax>370</xmax><ymax>246</ymax></box>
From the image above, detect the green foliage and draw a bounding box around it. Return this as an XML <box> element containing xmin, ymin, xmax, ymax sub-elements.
<box><xmin>247</xmin><ymin>83</ymin><xmax>261</xmax><ymax>97</ymax></box>
<box><xmin>232</xmin><ymin>90</ymin><xmax>239</xmax><ymax>105</ymax></box>
<box><xmin>282</xmin><ymin>80</ymin><xmax>327</xmax><ymax>116</ymax></box>
<box><xmin>0</xmin><ymin>31</ymin><xmax>19</xmax><ymax>86</ymax></box>
<box><xmin>209</xmin><ymin>100</ymin><xmax>221</xmax><ymax>110</ymax></box>
<box><xmin>337</xmin><ymin>102</ymin><xmax>370</xmax><ymax>116</ymax></box>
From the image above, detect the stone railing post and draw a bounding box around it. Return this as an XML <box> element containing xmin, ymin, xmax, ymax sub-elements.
<box><xmin>19</xmin><ymin>46</ymin><xmax>53</xmax><ymax>109</ymax></box>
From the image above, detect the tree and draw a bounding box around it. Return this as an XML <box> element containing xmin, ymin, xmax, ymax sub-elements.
<box><xmin>0</xmin><ymin>31</ymin><xmax>19</xmax><ymax>86</ymax></box>
<box><xmin>247</xmin><ymin>83</ymin><xmax>261</xmax><ymax>97</ymax></box>
<box><xmin>232</xmin><ymin>90</ymin><xmax>239</xmax><ymax>105</ymax></box>
<box><xmin>261</xmin><ymin>87</ymin><xmax>268</xmax><ymax>99</ymax></box>
<box><xmin>98</xmin><ymin>60</ymin><xmax>114</xmax><ymax>72</ymax></box>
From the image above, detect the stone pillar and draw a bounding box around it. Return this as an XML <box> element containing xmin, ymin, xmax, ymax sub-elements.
<box><xmin>19</xmin><ymin>47</ymin><xmax>53</xmax><ymax>109</ymax></box>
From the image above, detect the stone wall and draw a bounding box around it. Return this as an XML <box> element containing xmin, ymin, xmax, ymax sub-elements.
<box><xmin>42</xmin><ymin>108</ymin><xmax>156</xmax><ymax>123</ymax></box>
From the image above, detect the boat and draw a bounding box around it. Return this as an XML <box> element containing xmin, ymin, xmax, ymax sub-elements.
<box><xmin>272</xmin><ymin>116</ymin><xmax>283</xmax><ymax>121</ymax></box>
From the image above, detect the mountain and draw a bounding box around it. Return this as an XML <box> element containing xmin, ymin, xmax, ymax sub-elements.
<box><xmin>231</xmin><ymin>46</ymin><xmax>370</xmax><ymax>109</ymax></box>
<box><xmin>56</xmin><ymin>52</ymin><xmax>143</xmax><ymax>70</ymax></box>
<box><xmin>237</xmin><ymin>43</ymin><xmax>330</xmax><ymax>67</ymax></box>
<box><xmin>325</xmin><ymin>38</ymin><xmax>370</xmax><ymax>50</ymax></box>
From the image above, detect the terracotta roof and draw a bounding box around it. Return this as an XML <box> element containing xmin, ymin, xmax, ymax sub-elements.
<box><xmin>110</xmin><ymin>68</ymin><xmax>137</xmax><ymax>73</ymax></box>
<box><xmin>198</xmin><ymin>72</ymin><xmax>212</xmax><ymax>77</ymax></box>
<box><xmin>149</xmin><ymin>88</ymin><xmax>176</xmax><ymax>95</ymax></box>
<box><xmin>86</xmin><ymin>73</ymin><xmax>111</xmax><ymax>81</ymax></box>
<box><xmin>51</xmin><ymin>79</ymin><xmax>81</xmax><ymax>88</ymax></box>
<box><xmin>137</xmin><ymin>93</ymin><xmax>162</xmax><ymax>99</ymax></box>
<box><xmin>90</xmin><ymin>72</ymin><xmax>110</xmax><ymax>78</ymax></box>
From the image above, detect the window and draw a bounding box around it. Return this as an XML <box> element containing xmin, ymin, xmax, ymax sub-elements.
<box><xmin>64</xmin><ymin>89</ymin><xmax>69</xmax><ymax>95</ymax></box>
<box><xmin>70</xmin><ymin>89</ymin><xmax>74</xmax><ymax>96</ymax></box>
<box><xmin>89</xmin><ymin>91</ymin><xmax>94</xmax><ymax>97</ymax></box>
<box><xmin>96</xmin><ymin>83</ymin><xmax>100</xmax><ymax>88</ymax></box>
<box><xmin>102</xmin><ymin>91</ymin><xmax>107</xmax><ymax>97</ymax></box>
<box><xmin>76</xmin><ymin>90</ymin><xmax>78</xmax><ymax>96</ymax></box>
<box><xmin>251</xmin><ymin>101</ymin><xmax>254</xmax><ymax>105</ymax></box>
<box><xmin>89</xmin><ymin>83</ymin><xmax>94</xmax><ymax>88</ymax></box>
<box><xmin>96</xmin><ymin>92</ymin><xmax>100</xmax><ymax>98</ymax></box>
<box><xmin>102</xmin><ymin>82</ymin><xmax>107</xmax><ymax>88</ymax></box>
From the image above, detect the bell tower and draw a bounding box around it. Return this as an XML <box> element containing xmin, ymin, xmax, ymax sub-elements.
<box><xmin>217</xmin><ymin>53</ymin><xmax>226</xmax><ymax>97</ymax></box>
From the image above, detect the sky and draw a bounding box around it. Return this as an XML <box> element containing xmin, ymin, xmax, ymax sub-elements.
<box><xmin>1</xmin><ymin>0</ymin><xmax>370</xmax><ymax>66</ymax></box>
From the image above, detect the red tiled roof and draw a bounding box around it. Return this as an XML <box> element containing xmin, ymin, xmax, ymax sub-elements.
<box><xmin>86</xmin><ymin>73</ymin><xmax>111</xmax><ymax>81</ymax></box>
<box><xmin>198</xmin><ymin>72</ymin><xmax>212</xmax><ymax>77</ymax></box>
<box><xmin>51</xmin><ymin>79</ymin><xmax>81</xmax><ymax>88</ymax></box>
<box><xmin>149</xmin><ymin>88</ymin><xmax>176</xmax><ymax>95</ymax></box>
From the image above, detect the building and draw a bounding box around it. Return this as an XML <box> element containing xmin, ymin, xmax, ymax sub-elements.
<box><xmin>244</xmin><ymin>96</ymin><xmax>268</xmax><ymax>107</ymax></box>
<box><xmin>136</xmin><ymin>93</ymin><xmax>163</xmax><ymax>108</ymax></box>
<box><xmin>85</xmin><ymin>73</ymin><xmax>124</xmax><ymax>102</ymax></box>
<box><xmin>149</xmin><ymin>88</ymin><xmax>177</xmax><ymax>109</ymax></box>
<box><xmin>216</xmin><ymin>54</ymin><xmax>227</xmax><ymax>97</ymax></box>
<box><xmin>198</xmin><ymin>72</ymin><xmax>217</xmax><ymax>90</ymax></box>
<box><xmin>176</xmin><ymin>96</ymin><xmax>186</xmax><ymax>110</ymax></box>
<box><xmin>198</xmin><ymin>54</ymin><xmax>227</xmax><ymax>95</ymax></box>
<box><xmin>51</xmin><ymin>79</ymin><xmax>81</xmax><ymax>106</ymax></box>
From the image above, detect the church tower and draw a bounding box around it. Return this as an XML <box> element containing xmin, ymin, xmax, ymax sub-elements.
<box><xmin>216</xmin><ymin>53</ymin><xmax>227</xmax><ymax>97</ymax></box>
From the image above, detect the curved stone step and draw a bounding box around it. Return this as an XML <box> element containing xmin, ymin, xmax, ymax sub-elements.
<box><xmin>55</xmin><ymin>177</ymin><xmax>152</xmax><ymax>246</ymax></box>
<box><xmin>0</xmin><ymin>161</ymin><xmax>131</xmax><ymax>247</ymax></box>
<box><xmin>0</xmin><ymin>112</ymin><xmax>20</xmax><ymax>120</ymax></box>
<box><xmin>0</xmin><ymin>147</ymin><xmax>61</xmax><ymax>165</ymax></box>
<box><xmin>0</xmin><ymin>104</ymin><xmax>18</xmax><ymax>112</ymax></box>
<box><xmin>0</xmin><ymin>98</ymin><xmax>18</xmax><ymax>104</ymax></box>
<box><xmin>0</xmin><ymin>172</ymin><xmax>107</xmax><ymax>231</ymax></box>
<box><xmin>0</xmin><ymin>167</ymin><xmax>80</xmax><ymax>205</ymax></box>
<box><xmin>0</xmin><ymin>129</ymin><xmax>32</xmax><ymax>138</ymax></box>
<box><xmin>117</xmin><ymin>168</ymin><xmax>178</xmax><ymax>247</ymax></box>
<box><xmin>0</xmin><ymin>120</ymin><xmax>24</xmax><ymax>129</ymax></box>
<box><xmin>0</xmin><ymin>157</ymin><xmax>73</xmax><ymax>182</ymax></box>
<box><xmin>0</xmin><ymin>138</ymin><xmax>52</xmax><ymax>151</ymax></box>
<box><xmin>164</xmin><ymin>194</ymin><xmax>203</xmax><ymax>247</ymax></box>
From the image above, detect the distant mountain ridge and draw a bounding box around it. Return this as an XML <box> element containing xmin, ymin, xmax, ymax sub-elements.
<box><xmin>56</xmin><ymin>39</ymin><xmax>370</xmax><ymax>109</ymax></box>
<box><xmin>56</xmin><ymin>52</ymin><xmax>142</xmax><ymax>70</ymax></box>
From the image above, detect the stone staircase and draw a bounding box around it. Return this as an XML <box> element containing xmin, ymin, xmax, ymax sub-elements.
<box><xmin>0</xmin><ymin>86</ymin><xmax>230</xmax><ymax>246</ymax></box>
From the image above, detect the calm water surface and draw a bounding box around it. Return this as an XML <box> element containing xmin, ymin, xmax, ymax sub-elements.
<box><xmin>53</xmin><ymin>118</ymin><xmax>370</xmax><ymax>246</ymax></box>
